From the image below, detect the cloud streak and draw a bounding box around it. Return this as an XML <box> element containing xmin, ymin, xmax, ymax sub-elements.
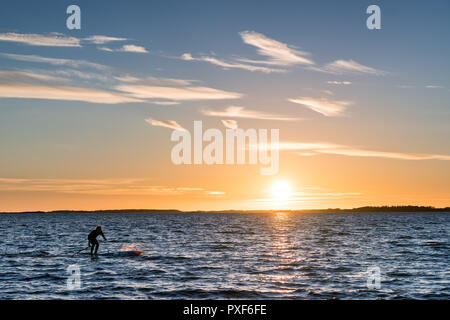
<box><xmin>145</xmin><ymin>118</ymin><xmax>186</xmax><ymax>131</ymax></box>
<box><xmin>202</xmin><ymin>106</ymin><xmax>299</xmax><ymax>121</ymax></box>
<box><xmin>116</xmin><ymin>85</ymin><xmax>242</xmax><ymax>101</ymax></box>
<box><xmin>316</xmin><ymin>148</ymin><xmax>450</xmax><ymax>161</ymax></box>
<box><xmin>0</xmin><ymin>83</ymin><xmax>143</xmax><ymax>104</ymax></box>
<box><xmin>101</xmin><ymin>44</ymin><xmax>149</xmax><ymax>53</ymax></box>
<box><xmin>239</xmin><ymin>31</ymin><xmax>314</xmax><ymax>66</ymax></box>
<box><xmin>115</xmin><ymin>75</ymin><xmax>195</xmax><ymax>86</ymax></box>
<box><xmin>316</xmin><ymin>59</ymin><xmax>385</xmax><ymax>75</ymax></box>
<box><xmin>181</xmin><ymin>53</ymin><xmax>284</xmax><ymax>73</ymax></box>
<box><xmin>0</xmin><ymin>178</ymin><xmax>222</xmax><ymax>196</ymax></box>
<box><xmin>327</xmin><ymin>81</ymin><xmax>352</xmax><ymax>85</ymax></box>
<box><xmin>0</xmin><ymin>32</ymin><xmax>80</xmax><ymax>47</ymax></box>
<box><xmin>270</xmin><ymin>141</ymin><xmax>450</xmax><ymax>161</ymax></box>
<box><xmin>181</xmin><ymin>31</ymin><xmax>314</xmax><ymax>73</ymax></box>
<box><xmin>181</xmin><ymin>31</ymin><xmax>385</xmax><ymax>77</ymax></box>
<box><xmin>84</xmin><ymin>35</ymin><xmax>127</xmax><ymax>44</ymax></box>
<box><xmin>0</xmin><ymin>53</ymin><xmax>110</xmax><ymax>70</ymax></box>
<box><xmin>0</xmin><ymin>70</ymin><xmax>68</xmax><ymax>83</ymax></box>
<box><xmin>288</xmin><ymin>97</ymin><xmax>351</xmax><ymax>116</ymax></box>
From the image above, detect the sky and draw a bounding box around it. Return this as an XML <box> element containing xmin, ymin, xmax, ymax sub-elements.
<box><xmin>0</xmin><ymin>0</ymin><xmax>449</xmax><ymax>212</ymax></box>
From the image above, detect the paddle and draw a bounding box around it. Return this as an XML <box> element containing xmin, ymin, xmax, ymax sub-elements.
<box><xmin>72</xmin><ymin>246</ymin><xmax>89</xmax><ymax>257</ymax></box>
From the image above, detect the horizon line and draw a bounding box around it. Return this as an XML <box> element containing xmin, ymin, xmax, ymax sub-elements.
<box><xmin>1</xmin><ymin>205</ymin><xmax>450</xmax><ymax>214</ymax></box>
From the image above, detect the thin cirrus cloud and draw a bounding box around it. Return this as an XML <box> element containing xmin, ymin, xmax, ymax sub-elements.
<box><xmin>181</xmin><ymin>30</ymin><xmax>314</xmax><ymax>73</ymax></box>
<box><xmin>0</xmin><ymin>178</ymin><xmax>222</xmax><ymax>196</ymax></box>
<box><xmin>316</xmin><ymin>148</ymin><xmax>450</xmax><ymax>160</ymax></box>
<box><xmin>271</xmin><ymin>142</ymin><xmax>450</xmax><ymax>161</ymax></box>
<box><xmin>315</xmin><ymin>59</ymin><xmax>385</xmax><ymax>75</ymax></box>
<box><xmin>0</xmin><ymin>32</ymin><xmax>81</xmax><ymax>47</ymax></box>
<box><xmin>327</xmin><ymin>81</ymin><xmax>352</xmax><ymax>85</ymax></box>
<box><xmin>256</xmin><ymin>191</ymin><xmax>361</xmax><ymax>202</ymax></box>
<box><xmin>100</xmin><ymin>44</ymin><xmax>149</xmax><ymax>53</ymax></box>
<box><xmin>0</xmin><ymin>83</ymin><xmax>143</xmax><ymax>104</ymax></box>
<box><xmin>181</xmin><ymin>31</ymin><xmax>384</xmax><ymax>76</ymax></box>
<box><xmin>221</xmin><ymin>120</ymin><xmax>238</xmax><ymax>129</ymax></box>
<box><xmin>150</xmin><ymin>101</ymin><xmax>181</xmax><ymax>105</ymax></box>
<box><xmin>238</xmin><ymin>31</ymin><xmax>314</xmax><ymax>66</ymax></box>
<box><xmin>115</xmin><ymin>75</ymin><xmax>196</xmax><ymax>86</ymax></box>
<box><xmin>116</xmin><ymin>84</ymin><xmax>242</xmax><ymax>101</ymax></box>
<box><xmin>0</xmin><ymin>70</ymin><xmax>69</xmax><ymax>83</ymax></box>
<box><xmin>0</xmin><ymin>52</ymin><xmax>110</xmax><ymax>71</ymax></box>
<box><xmin>202</xmin><ymin>106</ymin><xmax>299</xmax><ymax>121</ymax></box>
<box><xmin>83</xmin><ymin>35</ymin><xmax>127</xmax><ymax>44</ymax></box>
<box><xmin>288</xmin><ymin>97</ymin><xmax>352</xmax><ymax>117</ymax></box>
<box><xmin>145</xmin><ymin>118</ymin><xmax>186</xmax><ymax>131</ymax></box>
<box><xmin>0</xmin><ymin>59</ymin><xmax>240</xmax><ymax>104</ymax></box>
<box><xmin>180</xmin><ymin>53</ymin><xmax>284</xmax><ymax>73</ymax></box>
<box><xmin>0</xmin><ymin>32</ymin><xmax>147</xmax><ymax>53</ymax></box>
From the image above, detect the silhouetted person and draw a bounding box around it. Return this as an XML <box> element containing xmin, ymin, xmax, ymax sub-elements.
<box><xmin>88</xmin><ymin>226</ymin><xmax>107</xmax><ymax>255</ymax></box>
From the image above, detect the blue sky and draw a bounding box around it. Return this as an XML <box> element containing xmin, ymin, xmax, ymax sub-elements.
<box><xmin>0</xmin><ymin>0</ymin><xmax>449</xmax><ymax>211</ymax></box>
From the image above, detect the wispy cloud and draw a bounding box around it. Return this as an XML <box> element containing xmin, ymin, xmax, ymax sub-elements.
<box><xmin>256</xmin><ymin>190</ymin><xmax>361</xmax><ymax>202</ymax></box>
<box><xmin>316</xmin><ymin>148</ymin><xmax>450</xmax><ymax>160</ymax></box>
<box><xmin>288</xmin><ymin>97</ymin><xmax>351</xmax><ymax>116</ymax></box>
<box><xmin>181</xmin><ymin>53</ymin><xmax>284</xmax><ymax>73</ymax></box>
<box><xmin>221</xmin><ymin>119</ymin><xmax>238</xmax><ymax>129</ymax></box>
<box><xmin>0</xmin><ymin>83</ymin><xmax>143</xmax><ymax>104</ymax></box>
<box><xmin>0</xmin><ymin>32</ymin><xmax>80</xmax><ymax>47</ymax></box>
<box><xmin>120</xmin><ymin>44</ymin><xmax>148</xmax><ymax>53</ymax></box>
<box><xmin>0</xmin><ymin>70</ymin><xmax>68</xmax><ymax>83</ymax></box>
<box><xmin>145</xmin><ymin>118</ymin><xmax>186</xmax><ymax>131</ymax></box>
<box><xmin>115</xmin><ymin>75</ymin><xmax>195</xmax><ymax>86</ymax></box>
<box><xmin>150</xmin><ymin>101</ymin><xmax>181</xmax><ymax>105</ymax></box>
<box><xmin>116</xmin><ymin>85</ymin><xmax>242</xmax><ymax>101</ymax></box>
<box><xmin>0</xmin><ymin>178</ymin><xmax>222</xmax><ymax>196</ymax></box>
<box><xmin>181</xmin><ymin>31</ymin><xmax>314</xmax><ymax>73</ymax></box>
<box><xmin>181</xmin><ymin>31</ymin><xmax>387</xmax><ymax>78</ymax></box>
<box><xmin>0</xmin><ymin>53</ymin><xmax>110</xmax><ymax>70</ymax></box>
<box><xmin>425</xmin><ymin>85</ymin><xmax>444</xmax><ymax>89</ymax></box>
<box><xmin>0</xmin><ymin>60</ymin><xmax>238</xmax><ymax>104</ymax></box>
<box><xmin>316</xmin><ymin>59</ymin><xmax>385</xmax><ymax>75</ymax></box>
<box><xmin>202</xmin><ymin>106</ymin><xmax>299</xmax><ymax>121</ymax></box>
<box><xmin>0</xmin><ymin>32</ymin><xmax>149</xmax><ymax>54</ymax></box>
<box><xmin>276</xmin><ymin>142</ymin><xmax>343</xmax><ymax>151</ymax></box>
<box><xmin>84</xmin><ymin>35</ymin><xmax>127</xmax><ymax>44</ymax></box>
<box><xmin>270</xmin><ymin>141</ymin><xmax>450</xmax><ymax>161</ymax></box>
<box><xmin>327</xmin><ymin>81</ymin><xmax>352</xmax><ymax>85</ymax></box>
<box><xmin>101</xmin><ymin>44</ymin><xmax>148</xmax><ymax>53</ymax></box>
<box><xmin>239</xmin><ymin>31</ymin><xmax>314</xmax><ymax>66</ymax></box>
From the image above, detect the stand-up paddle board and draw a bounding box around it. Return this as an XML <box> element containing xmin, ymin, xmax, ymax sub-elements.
<box><xmin>82</xmin><ymin>250</ymin><xmax>142</xmax><ymax>257</ymax></box>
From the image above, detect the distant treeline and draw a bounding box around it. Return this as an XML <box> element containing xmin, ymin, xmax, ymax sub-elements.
<box><xmin>1</xmin><ymin>206</ymin><xmax>449</xmax><ymax>214</ymax></box>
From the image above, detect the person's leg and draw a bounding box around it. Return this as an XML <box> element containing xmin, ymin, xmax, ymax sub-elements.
<box><xmin>89</xmin><ymin>240</ymin><xmax>94</xmax><ymax>255</ymax></box>
<box><xmin>94</xmin><ymin>240</ymin><xmax>99</xmax><ymax>254</ymax></box>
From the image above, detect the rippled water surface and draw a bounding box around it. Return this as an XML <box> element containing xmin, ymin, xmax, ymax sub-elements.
<box><xmin>0</xmin><ymin>212</ymin><xmax>448</xmax><ymax>299</ymax></box>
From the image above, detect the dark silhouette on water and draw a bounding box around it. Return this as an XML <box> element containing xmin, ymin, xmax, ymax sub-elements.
<box><xmin>88</xmin><ymin>226</ymin><xmax>107</xmax><ymax>255</ymax></box>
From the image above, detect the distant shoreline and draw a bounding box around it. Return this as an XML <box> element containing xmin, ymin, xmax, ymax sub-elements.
<box><xmin>1</xmin><ymin>206</ymin><xmax>449</xmax><ymax>214</ymax></box>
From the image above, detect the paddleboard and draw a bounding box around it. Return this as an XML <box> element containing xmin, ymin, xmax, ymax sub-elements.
<box><xmin>84</xmin><ymin>250</ymin><xmax>142</xmax><ymax>257</ymax></box>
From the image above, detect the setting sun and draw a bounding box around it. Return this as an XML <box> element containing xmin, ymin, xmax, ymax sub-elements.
<box><xmin>271</xmin><ymin>180</ymin><xmax>292</xmax><ymax>200</ymax></box>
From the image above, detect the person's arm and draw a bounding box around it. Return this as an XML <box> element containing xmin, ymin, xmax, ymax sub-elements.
<box><xmin>102</xmin><ymin>232</ymin><xmax>107</xmax><ymax>241</ymax></box>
